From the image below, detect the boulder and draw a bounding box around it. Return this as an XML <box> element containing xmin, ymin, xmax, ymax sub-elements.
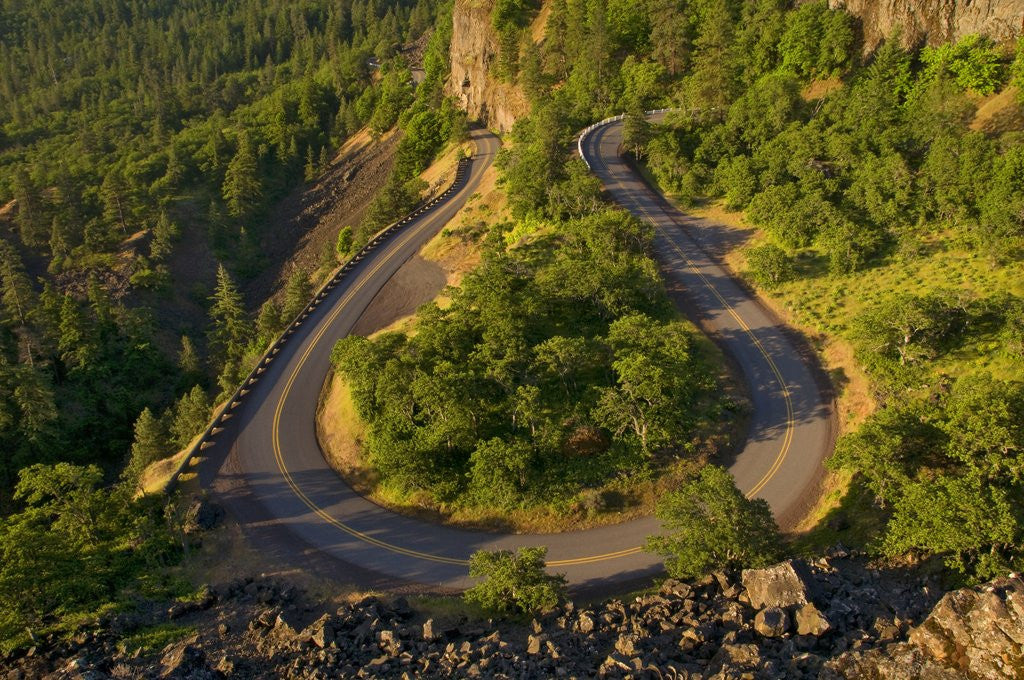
<box><xmin>706</xmin><ymin>643</ymin><xmax>764</xmax><ymax>676</ymax></box>
<box><xmin>182</xmin><ymin>498</ymin><xmax>224</xmax><ymax>535</ymax></box>
<box><xmin>795</xmin><ymin>602</ymin><xmax>832</xmax><ymax>637</ymax></box>
<box><xmin>614</xmin><ymin>634</ymin><xmax>640</xmax><ymax>656</ymax></box>
<box><xmin>825</xmin><ymin>575</ymin><xmax>1024</xmax><ymax>679</ymax></box>
<box><xmin>741</xmin><ymin>560</ymin><xmax>815</xmax><ymax>609</ymax></box>
<box><xmin>302</xmin><ymin>614</ymin><xmax>335</xmax><ymax>649</ymax></box>
<box><xmin>159</xmin><ymin>640</ymin><xmax>215</xmax><ymax>679</ymax></box>
<box><xmin>908</xmin><ymin>574</ymin><xmax>1024</xmax><ymax>676</ymax></box>
<box><xmin>754</xmin><ymin>607</ymin><xmax>791</xmax><ymax>637</ymax></box>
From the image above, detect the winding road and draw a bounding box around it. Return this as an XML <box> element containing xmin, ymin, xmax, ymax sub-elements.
<box><xmin>201</xmin><ymin>118</ymin><xmax>833</xmax><ymax>592</ymax></box>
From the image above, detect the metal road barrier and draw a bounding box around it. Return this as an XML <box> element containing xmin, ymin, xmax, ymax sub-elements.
<box><xmin>162</xmin><ymin>156</ymin><xmax>473</xmax><ymax>494</ymax></box>
<box><xmin>576</xmin><ymin>108</ymin><xmax>675</xmax><ymax>170</ymax></box>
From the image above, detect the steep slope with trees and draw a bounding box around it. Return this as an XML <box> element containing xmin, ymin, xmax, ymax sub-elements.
<box><xmin>0</xmin><ymin>0</ymin><xmax>468</xmax><ymax>651</ymax></box>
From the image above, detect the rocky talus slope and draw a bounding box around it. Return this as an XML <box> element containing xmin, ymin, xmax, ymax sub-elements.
<box><xmin>5</xmin><ymin>551</ymin><xmax>1024</xmax><ymax>679</ymax></box>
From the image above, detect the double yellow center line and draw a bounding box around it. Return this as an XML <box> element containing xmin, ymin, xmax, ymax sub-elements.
<box><xmin>267</xmin><ymin>125</ymin><xmax>792</xmax><ymax>571</ymax></box>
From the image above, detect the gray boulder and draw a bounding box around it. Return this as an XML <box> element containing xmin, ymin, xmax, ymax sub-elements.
<box><xmin>753</xmin><ymin>607</ymin><xmax>791</xmax><ymax>637</ymax></box>
<box><xmin>795</xmin><ymin>602</ymin><xmax>832</xmax><ymax>636</ymax></box>
<box><xmin>741</xmin><ymin>560</ymin><xmax>815</xmax><ymax>609</ymax></box>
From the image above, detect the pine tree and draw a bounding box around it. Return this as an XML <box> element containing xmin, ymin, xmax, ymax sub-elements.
<box><xmin>0</xmin><ymin>239</ymin><xmax>36</xmax><ymax>330</ymax></box>
<box><xmin>256</xmin><ymin>300</ymin><xmax>282</xmax><ymax>345</ymax></box>
<box><xmin>222</xmin><ymin>132</ymin><xmax>262</xmax><ymax>218</ymax></box>
<box><xmin>280</xmin><ymin>268</ymin><xmax>313</xmax><ymax>323</ymax></box>
<box><xmin>100</xmin><ymin>168</ymin><xmax>131</xmax><ymax>233</ymax></box>
<box><xmin>208</xmin><ymin>264</ymin><xmax>248</xmax><ymax>363</ymax></box>
<box><xmin>0</xmin><ymin>239</ymin><xmax>39</xmax><ymax>364</ymax></box>
<box><xmin>335</xmin><ymin>226</ymin><xmax>354</xmax><ymax>261</ymax></box>
<box><xmin>150</xmin><ymin>212</ymin><xmax>180</xmax><ymax>261</ymax></box>
<box><xmin>129</xmin><ymin>407</ymin><xmax>170</xmax><ymax>471</ymax></box>
<box><xmin>11</xmin><ymin>167</ymin><xmax>47</xmax><ymax>248</ymax></box>
<box><xmin>169</xmin><ymin>385</ymin><xmax>211</xmax><ymax>449</ymax></box>
<box><xmin>318</xmin><ymin>145</ymin><xmax>331</xmax><ymax>172</ymax></box>
<box><xmin>178</xmin><ymin>335</ymin><xmax>201</xmax><ymax>377</ymax></box>
<box><xmin>304</xmin><ymin>146</ymin><xmax>317</xmax><ymax>181</ymax></box>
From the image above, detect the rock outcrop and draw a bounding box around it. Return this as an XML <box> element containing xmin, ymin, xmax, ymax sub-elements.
<box><xmin>6</xmin><ymin>559</ymin><xmax>1024</xmax><ymax>679</ymax></box>
<box><xmin>825</xmin><ymin>573</ymin><xmax>1024</xmax><ymax>679</ymax></box>
<box><xmin>447</xmin><ymin>0</ymin><xmax>530</xmax><ymax>132</ymax></box>
<box><xmin>829</xmin><ymin>0</ymin><xmax>1024</xmax><ymax>52</ymax></box>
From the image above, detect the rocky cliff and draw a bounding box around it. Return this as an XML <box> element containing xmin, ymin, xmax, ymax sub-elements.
<box><xmin>8</xmin><ymin>552</ymin><xmax>1024</xmax><ymax>679</ymax></box>
<box><xmin>447</xmin><ymin>0</ymin><xmax>530</xmax><ymax>133</ymax></box>
<box><xmin>829</xmin><ymin>0</ymin><xmax>1024</xmax><ymax>51</ymax></box>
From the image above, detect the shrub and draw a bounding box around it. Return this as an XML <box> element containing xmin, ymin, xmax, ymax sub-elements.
<box><xmin>464</xmin><ymin>547</ymin><xmax>567</xmax><ymax>617</ymax></box>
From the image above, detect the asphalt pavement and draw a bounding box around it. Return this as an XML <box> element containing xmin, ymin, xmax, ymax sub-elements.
<box><xmin>201</xmin><ymin>119</ymin><xmax>834</xmax><ymax>592</ymax></box>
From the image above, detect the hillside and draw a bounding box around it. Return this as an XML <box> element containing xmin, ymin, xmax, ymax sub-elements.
<box><xmin>3</xmin><ymin>0</ymin><xmax>1024</xmax><ymax>674</ymax></box>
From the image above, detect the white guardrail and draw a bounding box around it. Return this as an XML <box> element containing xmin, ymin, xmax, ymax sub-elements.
<box><xmin>162</xmin><ymin>155</ymin><xmax>474</xmax><ymax>494</ymax></box>
<box><xmin>576</xmin><ymin>108</ymin><xmax>675</xmax><ymax>171</ymax></box>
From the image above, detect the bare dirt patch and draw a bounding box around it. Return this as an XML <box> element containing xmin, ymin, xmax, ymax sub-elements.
<box><xmin>802</xmin><ymin>77</ymin><xmax>842</xmax><ymax>101</ymax></box>
<box><xmin>247</xmin><ymin>128</ymin><xmax>401</xmax><ymax>305</ymax></box>
<box><xmin>970</xmin><ymin>85</ymin><xmax>1024</xmax><ymax>133</ymax></box>
<box><xmin>350</xmin><ymin>255</ymin><xmax>447</xmax><ymax>336</ymax></box>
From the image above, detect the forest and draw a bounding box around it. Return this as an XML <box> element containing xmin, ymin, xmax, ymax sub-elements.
<box><xmin>483</xmin><ymin>0</ymin><xmax>1024</xmax><ymax>580</ymax></box>
<box><xmin>0</xmin><ymin>0</ymin><xmax>467</xmax><ymax>649</ymax></box>
<box><xmin>333</xmin><ymin>203</ymin><xmax>722</xmax><ymax>513</ymax></box>
<box><xmin>2</xmin><ymin>0</ymin><xmax>1024</xmax><ymax>654</ymax></box>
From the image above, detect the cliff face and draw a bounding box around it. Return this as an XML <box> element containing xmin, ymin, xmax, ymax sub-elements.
<box><xmin>829</xmin><ymin>0</ymin><xmax>1024</xmax><ymax>51</ymax></box>
<box><xmin>447</xmin><ymin>0</ymin><xmax>529</xmax><ymax>133</ymax></box>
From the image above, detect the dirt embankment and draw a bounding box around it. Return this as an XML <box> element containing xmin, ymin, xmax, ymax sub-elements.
<box><xmin>247</xmin><ymin>129</ymin><xmax>401</xmax><ymax>306</ymax></box>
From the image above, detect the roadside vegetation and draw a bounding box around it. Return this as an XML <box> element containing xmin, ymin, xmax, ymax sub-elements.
<box><xmin>0</xmin><ymin>0</ymin><xmax>463</xmax><ymax>653</ymax></box>
<box><xmin>443</xmin><ymin>0</ymin><xmax>1024</xmax><ymax>583</ymax></box>
<box><xmin>541</xmin><ymin>2</ymin><xmax>1021</xmax><ymax>580</ymax></box>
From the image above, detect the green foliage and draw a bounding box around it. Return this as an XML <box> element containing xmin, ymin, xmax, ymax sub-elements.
<box><xmin>168</xmin><ymin>386</ymin><xmax>211</xmax><ymax>451</ymax></box>
<box><xmin>977</xmin><ymin>145</ymin><xmax>1024</xmax><ymax>259</ymax></box>
<box><xmin>851</xmin><ymin>293</ymin><xmax>960</xmax><ymax>372</ymax></box>
<box><xmin>0</xmin><ymin>0</ymin><xmax>440</xmax><ymax>501</ymax></box>
<box><xmin>336</xmin><ymin>226</ymin><xmax>355</xmax><ymax>260</ymax></box>
<box><xmin>370</xmin><ymin>63</ymin><xmax>416</xmax><ymax>135</ymax></box>
<box><xmin>491</xmin><ymin>0</ymin><xmax>539</xmax><ymax>79</ymax></box>
<box><xmin>222</xmin><ymin>133</ymin><xmax>263</xmax><ymax>219</ymax></box>
<box><xmin>646</xmin><ymin>465</ymin><xmax>781</xmax><ymax>579</ymax></box>
<box><xmin>333</xmin><ymin>209</ymin><xmax>717</xmax><ymax>508</ymax></box>
<box><xmin>830</xmin><ymin>376</ymin><xmax>1024</xmax><ymax>580</ymax></box>
<box><xmin>777</xmin><ymin>1</ymin><xmax>856</xmax><ymax>79</ymax></box>
<box><xmin>0</xmin><ymin>464</ymin><xmax>179</xmax><ymax>645</ymax></box>
<box><xmin>464</xmin><ymin>547</ymin><xmax>567</xmax><ymax>617</ymax></box>
<box><xmin>1004</xmin><ymin>298</ymin><xmax>1024</xmax><ymax>359</ymax></box>
<box><xmin>126</xmin><ymin>408</ymin><xmax>171</xmax><ymax>481</ymax></box>
<box><xmin>920</xmin><ymin>34</ymin><xmax>1007</xmax><ymax>95</ymax></box>
<box><xmin>281</xmin><ymin>269</ymin><xmax>314</xmax><ymax>325</ymax></box>
<box><xmin>744</xmin><ymin>244</ymin><xmax>794</xmax><ymax>288</ymax></box>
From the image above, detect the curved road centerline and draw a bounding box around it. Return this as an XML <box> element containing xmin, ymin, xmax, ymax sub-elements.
<box><xmin>206</xmin><ymin>119</ymin><xmax>833</xmax><ymax>591</ymax></box>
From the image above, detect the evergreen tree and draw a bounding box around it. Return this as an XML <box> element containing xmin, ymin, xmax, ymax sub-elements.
<box><xmin>128</xmin><ymin>407</ymin><xmax>170</xmax><ymax>472</ymax></box>
<box><xmin>280</xmin><ymin>269</ymin><xmax>313</xmax><ymax>323</ymax></box>
<box><xmin>100</xmin><ymin>168</ymin><xmax>132</xmax><ymax>234</ymax></box>
<box><xmin>208</xmin><ymin>264</ymin><xmax>248</xmax><ymax>364</ymax></box>
<box><xmin>222</xmin><ymin>132</ymin><xmax>262</xmax><ymax>219</ymax></box>
<box><xmin>169</xmin><ymin>385</ymin><xmax>211</xmax><ymax>450</ymax></box>
<box><xmin>177</xmin><ymin>335</ymin><xmax>202</xmax><ymax>378</ymax></box>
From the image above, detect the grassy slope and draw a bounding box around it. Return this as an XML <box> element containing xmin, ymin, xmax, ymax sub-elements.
<box><xmin>660</xmin><ymin>75</ymin><xmax>1024</xmax><ymax>548</ymax></box>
